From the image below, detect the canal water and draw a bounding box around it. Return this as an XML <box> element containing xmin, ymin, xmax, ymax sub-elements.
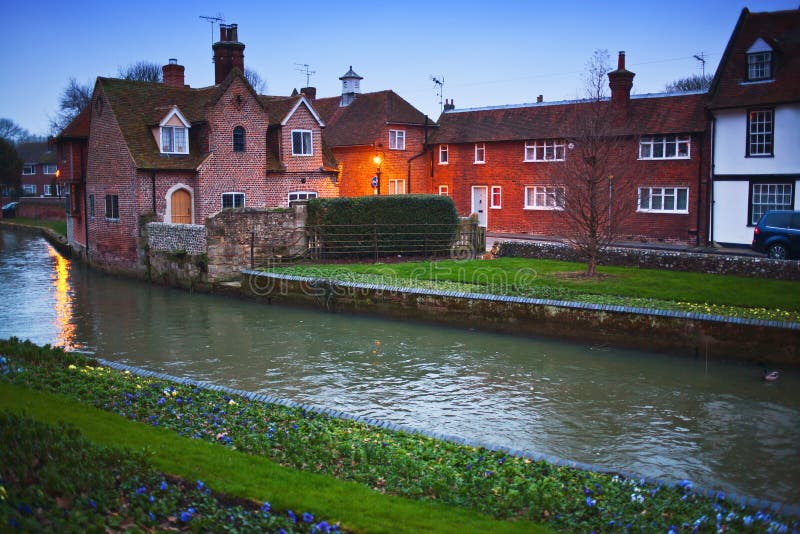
<box><xmin>1</xmin><ymin>227</ymin><xmax>799</xmax><ymax>505</ymax></box>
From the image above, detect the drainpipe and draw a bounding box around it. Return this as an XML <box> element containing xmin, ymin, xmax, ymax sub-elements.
<box><xmin>695</xmin><ymin>132</ymin><xmax>704</xmax><ymax>247</ymax></box>
<box><xmin>83</xmin><ymin>173</ymin><xmax>89</xmax><ymax>260</ymax></box>
<box><xmin>151</xmin><ymin>172</ymin><xmax>157</xmax><ymax>214</ymax></box>
<box><xmin>708</xmin><ymin>117</ymin><xmax>716</xmax><ymax>245</ymax></box>
<box><xmin>406</xmin><ymin>115</ymin><xmax>430</xmax><ymax>194</ymax></box>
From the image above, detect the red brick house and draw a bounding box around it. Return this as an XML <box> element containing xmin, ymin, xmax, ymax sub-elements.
<box><xmin>429</xmin><ymin>52</ymin><xmax>710</xmax><ymax>245</ymax></box>
<box><xmin>12</xmin><ymin>142</ymin><xmax>59</xmax><ymax>197</ymax></box>
<box><xmin>52</xmin><ymin>105</ymin><xmax>91</xmax><ymax>252</ymax></box>
<box><xmin>311</xmin><ymin>67</ymin><xmax>435</xmax><ymax>197</ymax></box>
<box><xmin>56</xmin><ymin>24</ymin><xmax>338</xmax><ymax>273</ymax></box>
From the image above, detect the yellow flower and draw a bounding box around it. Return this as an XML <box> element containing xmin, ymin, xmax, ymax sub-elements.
<box><xmin>68</xmin><ymin>364</ymin><xmax>77</xmax><ymax>370</ymax></box>
<box><xmin>228</xmin><ymin>399</ymin><xmax>237</xmax><ymax>406</ymax></box>
<box><xmin>172</xmin><ymin>390</ymin><xmax>178</xmax><ymax>397</ymax></box>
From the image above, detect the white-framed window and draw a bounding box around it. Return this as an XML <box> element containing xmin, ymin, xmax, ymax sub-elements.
<box><xmin>439</xmin><ymin>144</ymin><xmax>448</xmax><ymax>164</ymax></box>
<box><xmin>105</xmin><ymin>194</ymin><xmax>119</xmax><ymax>220</ymax></box>
<box><xmin>748</xmin><ymin>109</ymin><xmax>773</xmax><ymax>157</ymax></box>
<box><xmin>474</xmin><ymin>143</ymin><xmax>486</xmax><ymax>164</ymax></box>
<box><xmin>23</xmin><ymin>165</ymin><xmax>35</xmax><ymax>175</ymax></box>
<box><xmin>288</xmin><ymin>191</ymin><xmax>318</xmax><ymax>205</ymax></box>
<box><xmin>389</xmin><ymin>129</ymin><xmax>405</xmax><ymax>150</ymax></box>
<box><xmin>291</xmin><ymin>130</ymin><xmax>313</xmax><ymax>156</ymax></box>
<box><xmin>388</xmin><ymin>179</ymin><xmax>406</xmax><ymax>195</ymax></box>
<box><xmin>490</xmin><ymin>186</ymin><xmax>502</xmax><ymax>208</ymax></box>
<box><xmin>438</xmin><ymin>185</ymin><xmax>449</xmax><ymax>195</ymax></box>
<box><xmin>221</xmin><ymin>192</ymin><xmax>245</xmax><ymax>209</ymax></box>
<box><xmin>639</xmin><ymin>135</ymin><xmax>690</xmax><ymax>159</ymax></box>
<box><xmin>42</xmin><ymin>164</ymin><xmax>57</xmax><ymax>175</ymax></box>
<box><xmin>524</xmin><ymin>139</ymin><xmax>566</xmax><ymax>162</ymax></box>
<box><xmin>44</xmin><ymin>184</ymin><xmax>54</xmax><ymax>196</ymax></box>
<box><xmin>22</xmin><ymin>184</ymin><xmax>36</xmax><ymax>194</ymax></box>
<box><xmin>751</xmin><ymin>183</ymin><xmax>792</xmax><ymax>225</ymax></box>
<box><xmin>161</xmin><ymin>126</ymin><xmax>188</xmax><ymax>154</ymax></box>
<box><xmin>638</xmin><ymin>187</ymin><xmax>689</xmax><ymax>213</ymax></box>
<box><xmin>89</xmin><ymin>194</ymin><xmax>95</xmax><ymax>219</ymax></box>
<box><xmin>747</xmin><ymin>51</ymin><xmax>772</xmax><ymax>81</ymax></box>
<box><xmin>525</xmin><ymin>186</ymin><xmax>565</xmax><ymax>209</ymax></box>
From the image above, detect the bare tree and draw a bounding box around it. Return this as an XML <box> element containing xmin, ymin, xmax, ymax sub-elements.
<box><xmin>244</xmin><ymin>68</ymin><xmax>267</xmax><ymax>94</ymax></box>
<box><xmin>665</xmin><ymin>74</ymin><xmax>712</xmax><ymax>93</ymax></box>
<box><xmin>0</xmin><ymin>137</ymin><xmax>23</xmax><ymax>191</ymax></box>
<box><xmin>0</xmin><ymin>118</ymin><xmax>26</xmax><ymax>143</ymax></box>
<box><xmin>559</xmin><ymin>50</ymin><xmax>633</xmax><ymax>277</ymax></box>
<box><xmin>50</xmin><ymin>78</ymin><xmax>92</xmax><ymax>136</ymax></box>
<box><xmin>118</xmin><ymin>61</ymin><xmax>163</xmax><ymax>83</ymax></box>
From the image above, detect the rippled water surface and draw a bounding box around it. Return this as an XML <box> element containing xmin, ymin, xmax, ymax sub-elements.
<box><xmin>1</xmin><ymin>227</ymin><xmax>799</xmax><ymax>504</ymax></box>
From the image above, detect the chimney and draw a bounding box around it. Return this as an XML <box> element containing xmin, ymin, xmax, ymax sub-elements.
<box><xmin>443</xmin><ymin>99</ymin><xmax>455</xmax><ymax>112</ymax></box>
<box><xmin>212</xmin><ymin>23</ymin><xmax>245</xmax><ymax>84</ymax></box>
<box><xmin>162</xmin><ymin>58</ymin><xmax>185</xmax><ymax>88</ymax></box>
<box><xmin>300</xmin><ymin>87</ymin><xmax>316</xmax><ymax>100</ymax></box>
<box><xmin>608</xmin><ymin>51</ymin><xmax>635</xmax><ymax>105</ymax></box>
<box><xmin>536</xmin><ymin>95</ymin><xmax>543</xmax><ymax>103</ymax></box>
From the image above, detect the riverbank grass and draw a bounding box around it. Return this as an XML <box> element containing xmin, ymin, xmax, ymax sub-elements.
<box><xmin>264</xmin><ymin>258</ymin><xmax>800</xmax><ymax>322</ymax></box>
<box><xmin>0</xmin><ymin>217</ymin><xmax>67</xmax><ymax>237</ymax></box>
<box><xmin>2</xmin><ymin>338</ymin><xmax>796</xmax><ymax>533</ymax></box>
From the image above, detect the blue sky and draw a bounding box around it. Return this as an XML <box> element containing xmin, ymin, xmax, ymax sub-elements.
<box><xmin>2</xmin><ymin>0</ymin><xmax>796</xmax><ymax>136</ymax></box>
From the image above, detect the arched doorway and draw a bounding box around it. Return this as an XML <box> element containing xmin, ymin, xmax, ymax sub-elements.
<box><xmin>170</xmin><ymin>188</ymin><xmax>192</xmax><ymax>224</ymax></box>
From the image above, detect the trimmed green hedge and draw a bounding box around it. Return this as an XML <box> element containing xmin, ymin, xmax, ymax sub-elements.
<box><xmin>306</xmin><ymin>196</ymin><xmax>460</xmax><ymax>259</ymax></box>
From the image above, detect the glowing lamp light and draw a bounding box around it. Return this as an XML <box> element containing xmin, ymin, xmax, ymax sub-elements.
<box><xmin>373</xmin><ymin>155</ymin><xmax>382</xmax><ymax>166</ymax></box>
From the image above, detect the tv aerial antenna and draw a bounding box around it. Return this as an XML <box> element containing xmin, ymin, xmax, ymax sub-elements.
<box><xmin>200</xmin><ymin>14</ymin><xmax>225</xmax><ymax>61</ymax></box>
<box><xmin>693</xmin><ymin>52</ymin><xmax>706</xmax><ymax>77</ymax></box>
<box><xmin>295</xmin><ymin>63</ymin><xmax>316</xmax><ymax>87</ymax></box>
<box><xmin>431</xmin><ymin>75</ymin><xmax>444</xmax><ymax>113</ymax></box>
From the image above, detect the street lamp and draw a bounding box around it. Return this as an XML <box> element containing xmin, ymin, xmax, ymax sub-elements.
<box><xmin>372</xmin><ymin>154</ymin><xmax>383</xmax><ymax>195</ymax></box>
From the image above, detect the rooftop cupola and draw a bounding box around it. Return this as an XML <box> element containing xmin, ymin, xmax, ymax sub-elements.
<box><xmin>339</xmin><ymin>66</ymin><xmax>363</xmax><ymax>107</ymax></box>
<box><xmin>213</xmin><ymin>23</ymin><xmax>245</xmax><ymax>84</ymax></box>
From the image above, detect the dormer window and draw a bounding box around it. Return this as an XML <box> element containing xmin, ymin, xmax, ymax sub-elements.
<box><xmin>746</xmin><ymin>39</ymin><xmax>773</xmax><ymax>81</ymax></box>
<box><xmin>159</xmin><ymin>107</ymin><xmax>190</xmax><ymax>155</ymax></box>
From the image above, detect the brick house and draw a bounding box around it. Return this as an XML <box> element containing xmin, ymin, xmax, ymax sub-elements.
<box><xmin>311</xmin><ymin>67</ymin><xmax>435</xmax><ymax>197</ymax></box>
<box><xmin>708</xmin><ymin>8</ymin><xmax>800</xmax><ymax>246</ymax></box>
<box><xmin>11</xmin><ymin>142</ymin><xmax>59</xmax><ymax>197</ymax></box>
<box><xmin>55</xmin><ymin>24</ymin><xmax>338</xmax><ymax>273</ymax></box>
<box><xmin>52</xmin><ymin>105</ymin><xmax>91</xmax><ymax>252</ymax></box>
<box><xmin>429</xmin><ymin>52</ymin><xmax>710</xmax><ymax>245</ymax></box>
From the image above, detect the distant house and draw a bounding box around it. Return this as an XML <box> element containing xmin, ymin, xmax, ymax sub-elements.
<box><xmin>311</xmin><ymin>67</ymin><xmax>434</xmax><ymax>197</ymax></box>
<box><xmin>429</xmin><ymin>53</ymin><xmax>710</xmax><ymax>245</ymax></box>
<box><xmin>708</xmin><ymin>8</ymin><xmax>800</xmax><ymax>246</ymax></box>
<box><xmin>55</xmin><ymin>24</ymin><xmax>338</xmax><ymax>273</ymax></box>
<box><xmin>15</xmin><ymin>142</ymin><xmax>59</xmax><ymax>197</ymax></box>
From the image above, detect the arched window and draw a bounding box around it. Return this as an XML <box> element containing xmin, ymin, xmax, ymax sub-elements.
<box><xmin>233</xmin><ymin>126</ymin><xmax>245</xmax><ymax>152</ymax></box>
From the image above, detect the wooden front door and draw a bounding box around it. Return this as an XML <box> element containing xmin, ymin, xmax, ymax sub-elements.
<box><xmin>171</xmin><ymin>189</ymin><xmax>192</xmax><ymax>224</ymax></box>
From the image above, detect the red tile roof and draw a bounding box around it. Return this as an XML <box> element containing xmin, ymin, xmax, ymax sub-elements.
<box><xmin>55</xmin><ymin>104</ymin><xmax>92</xmax><ymax>140</ymax></box>
<box><xmin>430</xmin><ymin>92</ymin><xmax>707</xmax><ymax>145</ymax></box>
<box><xmin>709</xmin><ymin>8</ymin><xmax>800</xmax><ymax>109</ymax></box>
<box><xmin>314</xmin><ymin>90</ymin><xmax>431</xmax><ymax>147</ymax></box>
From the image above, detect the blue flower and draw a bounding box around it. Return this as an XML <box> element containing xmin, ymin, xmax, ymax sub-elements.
<box><xmin>17</xmin><ymin>503</ymin><xmax>32</xmax><ymax>515</ymax></box>
<box><xmin>260</xmin><ymin>502</ymin><xmax>271</xmax><ymax>514</ymax></box>
<box><xmin>677</xmin><ymin>479</ymin><xmax>693</xmax><ymax>490</ymax></box>
<box><xmin>160</xmin><ymin>480</ymin><xmax>168</xmax><ymax>491</ymax></box>
<box><xmin>158</xmin><ymin>397</ymin><xmax>166</xmax><ymax>405</ymax></box>
<box><xmin>197</xmin><ymin>480</ymin><xmax>204</xmax><ymax>491</ymax></box>
<box><xmin>302</xmin><ymin>512</ymin><xmax>314</xmax><ymax>523</ymax></box>
<box><xmin>88</xmin><ymin>499</ymin><xmax>97</xmax><ymax>508</ymax></box>
<box><xmin>149</xmin><ymin>512</ymin><xmax>156</xmax><ymax>521</ymax></box>
<box><xmin>179</xmin><ymin>507</ymin><xmax>196</xmax><ymax>523</ymax></box>
<box><xmin>585</xmin><ymin>496</ymin><xmax>597</xmax><ymax>507</ymax></box>
<box><xmin>315</xmin><ymin>521</ymin><xmax>331</xmax><ymax>532</ymax></box>
<box><xmin>287</xmin><ymin>510</ymin><xmax>296</xmax><ymax>523</ymax></box>
<box><xmin>743</xmin><ymin>515</ymin><xmax>753</xmax><ymax>526</ymax></box>
<box><xmin>497</xmin><ymin>457</ymin><xmax>505</xmax><ymax>465</ymax></box>
<box><xmin>136</xmin><ymin>485</ymin><xmax>147</xmax><ymax>495</ymax></box>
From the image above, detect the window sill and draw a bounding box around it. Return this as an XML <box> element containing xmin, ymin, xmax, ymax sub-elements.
<box><xmin>745</xmin><ymin>154</ymin><xmax>774</xmax><ymax>158</ymax></box>
<box><xmin>291</xmin><ymin>153</ymin><xmax>314</xmax><ymax>157</ymax></box>
<box><xmin>474</xmin><ymin>161</ymin><xmax>486</xmax><ymax>165</ymax></box>
<box><xmin>523</xmin><ymin>159</ymin><xmax>565</xmax><ymax>163</ymax></box>
<box><xmin>637</xmin><ymin>156</ymin><xmax>691</xmax><ymax>161</ymax></box>
<box><xmin>523</xmin><ymin>206</ymin><xmax>564</xmax><ymax>211</ymax></box>
<box><xmin>636</xmin><ymin>210</ymin><xmax>690</xmax><ymax>215</ymax></box>
<box><xmin>490</xmin><ymin>206</ymin><xmax>501</xmax><ymax>209</ymax></box>
<box><xmin>438</xmin><ymin>162</ymin><xmax>448</xmax><ymax>165</ymax></box>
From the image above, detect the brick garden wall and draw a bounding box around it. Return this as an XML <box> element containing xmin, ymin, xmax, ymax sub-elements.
<box><xmin>15</xmin><ymin>197</ymin><xmax>66</xmax><ymax>220</ymax></box>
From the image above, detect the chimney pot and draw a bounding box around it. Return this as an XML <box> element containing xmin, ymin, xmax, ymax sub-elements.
<box><xmin>169</xmin><ymin>58</ymin><xmax>177</xmax><ymax>65</ymax></box>
<box><xmin>608</xmin><ymin>51</ymin><xmax>635</xmax><ymax>106</ymax></box>
<box><xmin>537</xmin><ymin>94</ymin><xmax>543</xmax><ymax>103</ymax></box>
<box><xmin>301</xmin><ymin>86</ymin><xmax>317</xmax><ymax>100</ymax></box>
<box><xmin>163</xmin><ymin>59</ymin><xmax>185</xmax><ymax>88</ymax></box>
<box><xmin>213</xmin><ymin>22</ymin><xmax>245</xmax><ymax>84</ymax></box>
<box><xmin>618</xmin><ymin>51</ymin><xmax>626</xmax><ymax>70</ymax></box>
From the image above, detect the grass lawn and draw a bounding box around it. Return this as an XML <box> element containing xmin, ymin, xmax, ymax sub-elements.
<box><xmin>1</xmin><ymin>217</ymin><xmax>67</xmax><ymax>237</ymax></box>
<box><xmin>265</xmin><ymin>258</ymin><xmax>800</xmax><ymax>321</ymax></box>
<box><xmin>0</xmin><ymin>383</ymin><xmax>546</xmax><ymax>534</ymax></box>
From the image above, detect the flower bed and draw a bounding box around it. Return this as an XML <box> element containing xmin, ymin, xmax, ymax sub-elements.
<box><xmin>2</xmin><ymin>339</ymin><xmax>797</xmax><ymax>533</ymax></box>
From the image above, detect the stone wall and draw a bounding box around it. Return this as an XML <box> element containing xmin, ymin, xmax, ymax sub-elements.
<box><xmin>497</xmin><ymin>240</ymin><xmax>800</xmax><ymax>281</ymax></box>
<box><xmin>241</xmin><ymin>271</ymin><xmax>800</xmax><ymax>368</ymax></box>
<box><xmin>147</xmin><ymin>222</ymin><xmax>207</xmax><ymax>254</ymax></box>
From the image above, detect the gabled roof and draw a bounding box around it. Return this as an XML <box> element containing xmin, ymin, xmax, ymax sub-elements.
<box><xmin>314</xmin><ymin>90</ymin><xmax>432</xmax><ymax>147</ymax></box>
<box><xmin>429</xmin><ymin>92</ymin><xmax>707</xmax><ymax>145</ymax></box>
<box><xmin>708</xmin><ymin>8</ymin><xmax>800</xmax><ymax>109</ymax></box>
<box><xmin>98</xmin><ymin>77</ymin><xmax>215</xmax><ymax>171</ymax></box>
<box><xmin>55</xmin><ymin>104</ymin><xmax>92</xmax><ymax>140</ymax></box>
<box><xmin>259</xmin><ymin>95</ymin><xmax>324</xmax><ymax>127</ymax></box>
<box><xmin>16</xmin><ymin>141</ymin><xmax>54</xmax><ymax>165</ymax></box>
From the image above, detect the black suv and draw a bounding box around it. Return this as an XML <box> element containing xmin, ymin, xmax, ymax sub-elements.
<box><xmin>752</xmin><ymin>210</ymin><xmax>800</xmax><ymax>259</ymax></box>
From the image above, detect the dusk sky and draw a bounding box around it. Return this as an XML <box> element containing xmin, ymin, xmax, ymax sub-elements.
<box><xmin>3</xmin><ymin>0</ymin><xmax>797</xmax><ymax>137</ymax></box>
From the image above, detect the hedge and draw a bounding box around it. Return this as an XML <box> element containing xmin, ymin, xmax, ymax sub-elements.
<box><xmin>305</xmin><ymin>195</ymin><xmax>460</xmax><ymax>259</ymax></box>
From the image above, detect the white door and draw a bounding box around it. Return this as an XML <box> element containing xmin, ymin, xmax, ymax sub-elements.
<box><xmin>471</xmin><ymin>186</ymin><xmax>488</xmax><ymax>227</ymax></box>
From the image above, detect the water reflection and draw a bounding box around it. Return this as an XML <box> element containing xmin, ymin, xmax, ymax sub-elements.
<box><xmin>1</xmin><ymin>227</ymin><xmax>799</xmax><ymax>505</ymax></box>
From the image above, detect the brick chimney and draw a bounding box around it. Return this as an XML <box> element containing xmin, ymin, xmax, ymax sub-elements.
<box><xmin>536</xmin><ymin>95</ymin><xmax>543</xmax><ymax>103</ymax></box>
<box><xmin>162</xmin><ymin>58</ymin><xmax>185</xmax><ymax>88</ymax></box>
<box><xmin>300</xmin><ymin>87</ymin><xmax>316</xmax><ymax>100</ymax></box>
<box><xmin>213</xmin><ymin>23</ymin><xmax>245</xmax><ymax>84</ymax></box>
<box><xmin>608</xmin><ymin>51</ymin><xmax>635</xmax><ymax>105</ymax></box>
<box><xmin>443</xmin><ymin>99</ymin><xmax>455</xmax><ymax>111</ymax></box>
